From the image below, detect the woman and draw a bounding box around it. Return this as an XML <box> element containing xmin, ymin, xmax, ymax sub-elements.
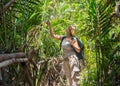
<box><xmin>46</xmin><ymin>20</ymin><xmax>80</xmax><ymax>86</ymax></box>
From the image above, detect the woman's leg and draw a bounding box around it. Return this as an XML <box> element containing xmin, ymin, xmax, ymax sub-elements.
<box><xmin>63</xmin><ymin>59</ymin><xmax>72</xmax><ymax>86</ymax></box>
<box><xmin>72</xmin><ymin>71</ymin><xmax>80</xmax><ymax>86</ymax></box>
<box><xmin>69</xmin><ymin>55</ymin><xmax>80</xmax><ymax>86</ymax></box>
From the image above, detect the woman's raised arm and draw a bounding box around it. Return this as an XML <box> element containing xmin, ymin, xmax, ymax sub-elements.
<box><xmin>46</xmin><ymin>20</ymin><xmax>62</xmax><ymax>40</ymax></box>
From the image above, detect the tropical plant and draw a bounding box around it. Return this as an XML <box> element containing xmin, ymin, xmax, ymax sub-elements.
<box><xmin>85</xmin><ymin>0</ymin><xmax>120</xmax><ymax>85</ymax></box>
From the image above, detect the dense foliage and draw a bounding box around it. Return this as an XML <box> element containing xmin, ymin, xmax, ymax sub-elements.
<box><xmin>0</xmin><ymin>0</ymin><xmax>119</xmax><ymax>86</ymax></box>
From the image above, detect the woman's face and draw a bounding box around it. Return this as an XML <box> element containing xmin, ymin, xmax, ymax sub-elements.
<box><xmin>70</xmin><ymin>29</ymin><xmax>76</xmax><ymax>36</ymax></box>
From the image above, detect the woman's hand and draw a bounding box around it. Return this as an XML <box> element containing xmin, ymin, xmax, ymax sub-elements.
<box><xmin>46</xmin><ymin>20</ymin><xmax>51</xmax><ymax>26</ymax></box>
<box><xmin>66</xmin><ymin>38</ymin><xmax>75</xmax><ymax>45</ymax></box>
<box><xmin>66</xmin><ymin>38</ymin><xmax>80</xmax><ymax>52</ymax></box>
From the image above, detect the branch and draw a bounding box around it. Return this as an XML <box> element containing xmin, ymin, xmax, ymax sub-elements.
<box><xmin>3</xmin><ymin>0</ymin><xmax>15</xmax><ymax>10</ymax></box>
<box><xmin>0</xmin><ymin>52</ymin><xmax>25</xmax><ymax>62</ymax></box>
<box><xmin>115</xmin><ymin>0</ymin><xmax>120</xmax><ymax>18</ymax></box>
<box><xmin>0</xmin><ymin>58</ymin><xmax>28</xmax><ymax>68</ymax></box>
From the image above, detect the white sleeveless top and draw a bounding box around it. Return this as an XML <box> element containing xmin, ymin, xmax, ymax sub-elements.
<box><xmin>61</xmin><ymin>38</ymin><xmax>76</xmax><ymax>58</ymax></box>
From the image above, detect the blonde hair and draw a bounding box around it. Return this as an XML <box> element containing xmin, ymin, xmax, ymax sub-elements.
<box><xmin>68</xmin><ymin>25</ymin><xmax>76</xmax><ymax>36</ymax></box>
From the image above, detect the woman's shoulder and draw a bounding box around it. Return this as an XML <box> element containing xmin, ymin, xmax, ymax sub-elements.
<box><xmin>61</xmin><ymin>35</ymin><xmax>66</xmax><ymax>40</ymax></box>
